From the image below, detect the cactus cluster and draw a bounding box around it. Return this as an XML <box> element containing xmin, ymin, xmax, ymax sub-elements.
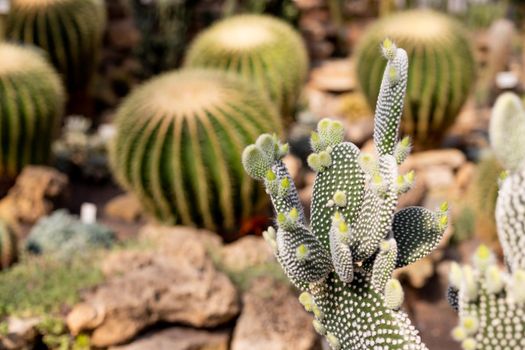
<box><xmin>242</xmin><ymin>40</ymin><xmax>449</xmax><ymax>349</ymax></box>
<box><xmin>110</xmin><ymin>69</ymin><xmax>281</xmax><ymax>237</ymax></box>
<box><xmin>0</xmin><ymin>220</ymin><xmax>17</xmax><ymax>270</ymax></box>
<box><xmin>6</xmin><ymin>0</ymin><xmax>106</xmax><ymax>92</ymax></box>
<box><xmin>356</xmin><ymin>9</ymin><xmax>475</xmax><ymax>148</ymax></box>
<box><xmin>447</xmin><ymin>92</ymin><xmax>525</xmax><ymax>350</ymax></box>
<box><xmin>185</xmin><ymin>14</ymin><xmax>308</xmax><ymax>125</ymax></box>
<box><xmin>0</xmin><ymin>43</ymin><xmax>64</xmax><ymax>179</ymax></box>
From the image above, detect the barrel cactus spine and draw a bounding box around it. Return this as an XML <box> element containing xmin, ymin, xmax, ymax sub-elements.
<box><xmin>110</xmin><ymin>69</ymin><xmax>282</xmax><ymax>238</ymax></box>
<box><xmin>447</xmin><ymin>92</ymin><xmax>525</xmax><ymax>350</ymax></box>
<box><xmin>242</xmin><ymin>39</ymin><xmax>449</xmax><ymax>349</ymax></box>
<box><xmin>0</xmin><ymin>220</ymin><xmax>18</xmax><ymax>270</ymax></box>
<box><xmin>0</xmin><ymin>43</ymin><xmax>64</xmax><ymax>179</ymax></box>
<box><xmin>184</xmin><ymin>14</ymin><xmax>308</xmax><ymax>126</ymax></box>
<box><xmin>6</xmin><ymin>0</ymin><xmax>106</xmax><ymax>92</ymax></box>
<box><xmin>356</xmin><ymin>9</ymin><xmax>475</xmax><ymax>148</ymax></box>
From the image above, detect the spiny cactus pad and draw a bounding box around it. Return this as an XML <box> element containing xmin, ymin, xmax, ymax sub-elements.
<box><xmin>356</xmin><ymin>10</ymin><xmax>475</xmax><ymax>148</ymax></box>
<box><xmin>7</xmin><ymin>0</ymin><xmax>106</xmax><ymax>91</ymax></box>
<box><xmin>489</xmin><ymin>92</ymin><xmax>525</xmax><ymax>172</ymax></box>
<box><xmin>184</xmin><ymin>14</ymin><xmax>308</xmax><ymax>125</ymax></box>
<box><xmin>0</xmin><ymin>43</ymin><xmax>64</xmax><ymax>178</ymax></box>
<box><xmin>448</xmin><ymin>91</ymin><xmax>525</xmax><ymax>349</ymax></box>
<box><xmin>242</xmin><ymin>41</ymin><xmax>448</xmax><ymax>349</ymax></box>
<box><xmin>111</xmin><ymin>69</ymin><xmax>281</xmax><ymax>236</ymax></box>
<box><xmin>448</xmin><ymin>245</ymin><xmax>525</xmax><ymax>350</ymax></box>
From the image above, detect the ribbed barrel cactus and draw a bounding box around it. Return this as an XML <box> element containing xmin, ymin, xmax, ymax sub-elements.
<box><xmin>356</xmin><ymin>10</ymin><xmax>475</xmax><ymax>148</ymax></box>
<box><xmin>110</xmin><ymin>69</ymin><xmax>281</xmax><ymax>237</ymax></box>
<box><xmin>184</xmin><ymin>14</ymin><xmax>308</xmax><ymax>125</ymax></box>
<box><xmin>0</xmin><ymin>43</ymin><xmax>64</xmax><ymax>179</ymax></box>
<box><xmin>6</xmin><ymin>0</ymin><xmax>106</xmax><ymax>91</ymax></box>
<box><xmin>242</xmin><ymin>40</ymin><xmax>448</xmax><ymax>349</ymax></box>
<box><xmin>447</xmin><ymin>92</ymin><xmax>525</xmax><ymax>350</ymax></box>
<box><xmin>0</xmin><ymin>220</ymin><xmax>17</xmax><ymax>270</ymax></box>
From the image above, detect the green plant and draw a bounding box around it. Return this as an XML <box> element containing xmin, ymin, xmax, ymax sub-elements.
<box><xmin>447</xmin><ymin>91</ymin><xmax>525</xmax><ymax>349</ymax></box>
<box><xmin>26</xmin><ymin>210</ymin><xmax>115</xmax><ymax>260</ymax></box>
<box><xmin>0</xmin><ymin>43</ymin><xmax>64</xmax><ymax>179</ymax></box>
<box><xmin>184</xmin><ymin>14</ymin><xmax>308</xmax><ymax>125</ymax></box>
<box><xmin>0</xmin><ymin>219</ymin><xmax>17</xmax><ymax>270</ymax></box>
<box><xmin>6</xmin><ymin>0</ymin><xmax>106</xmax><ymax>92</ymax></box>
<box><xmin>0</xmin><ymin>254</ymin><xmax>104</xmax><ymax>317</ymax></box>
<box><xmin>110</xmin><ymin>69</ymin><xmax>281</xmax><ymax>237</ymax></box>
<box><xmin>242</xmin><ymin>40</ymin><xmax>448</xmax><ymax>349</ymax></box>
<box><xmin>356</xmin><ymin>9</ymin><xmax>475</xmax><ymax>148</ymax></box>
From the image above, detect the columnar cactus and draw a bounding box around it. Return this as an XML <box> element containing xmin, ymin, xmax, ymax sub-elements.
<box><xmin>0</xmin><ymin>220</ymin><xmax>17</xmax><ymax>270</ymax></box>
<box><xmin>184</xmin><ymin>14</ymin><xmax>308</xmax><ymax>125</ymax></box>
<box><xmin>0</xmin><ymin>43</ymin><xmax>64</xmax><ymax>179</ymax></box>
<box><xmin>242</xmin><ymin>40</ymin><xmax>448</xmax><ymax>349</ymax></box>
<box><xmin>6</xmin><ymin>0</ymin><xmax>106</xmax><ymax>91</ymax></box>
<box><xmin>447</xmin><ymin>92</ymin><xmax>525</xmax><ymax>349</ymax></box>
<box><xmin>110</xmin><ymin>69</ymin><xmax>281</xmax><ymax>237</ymax></box>
<box><xmin>356</xmin><ymin>10</ymin><xmax>475</xmax><ymax>148</ymax></box>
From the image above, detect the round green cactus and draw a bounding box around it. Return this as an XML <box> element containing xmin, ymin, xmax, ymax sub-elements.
<box><xmin>0</xmin><ymin>220</ymin><xmax>18</xmax><ymax>270</ymax></box>
<box><xmin>184</xmin><ymin>14</ymin><xmax>308</xmax><ymax>125</ymax></box>
<box><xmin>0</xmin><ymin>43</ymin><xmax>64</xmax><ymax>179</ymax></box>
<box><xmin>110</xmin><ymin>69</ymin><xmax>282</xmax><ymax>236</ymax></box>
<box><xmin>6</xmin><ymin>0</ymin><xmax>106</xmax><ymax>91</ymax></box>
<box><xmin>356</xmin><ymin>9</ymin><xmax>475</xmax><ymax>148</ymax></box>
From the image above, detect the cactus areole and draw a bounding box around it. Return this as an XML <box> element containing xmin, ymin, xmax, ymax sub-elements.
<box><xmin>242</xmin><ymin>40</ymin><xmax>448</xmax><ymax>350</ymax></box>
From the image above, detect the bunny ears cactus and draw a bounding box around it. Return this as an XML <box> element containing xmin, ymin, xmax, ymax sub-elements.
<box><xmin>447</xmin><ymin>92</ymin><xmax>525</xmax><ymax>350</ymax></box>
<box><xmin>242</xmin><ymin>39</ymin><xmax>448</xmax><ymax>350</ymax></box>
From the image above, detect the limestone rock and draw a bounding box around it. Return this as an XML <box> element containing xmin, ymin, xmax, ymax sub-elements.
<box><xmin>402</xmin><ymin>149</ymin><xmax>466</xmax><ymax>173</ymax></box>
<box><xmin>220</xmin><ymin>236</ymin><xmax>275</xmax><ymax>272</ymax></box>
<box><xmin>0</xmin><ymin>166</ymin><xmax>68</xmax><ymax>224</ymax></box>
<box><xmin>109</xmin><ymin>327</ymin><xmax>230</xmax><ymax>350</ymax></box>
<box><xmin>67</xmin><ymin>226</ymin><xmax>239</xmax><ymax>347</ymax></box>
<box><xmin>103</xmin><ymin>193</ymin><xmax>143</xmax><ymax>223</ymax></box>
<box><xmin>0</xmin><ymin>317</ymin><xmax>40</xmax><ymax>350</ymax></box>
<box><xmin>231</xmin><ymin>277</ymin><xmax>321</xmax><ymax>350</ymax></box>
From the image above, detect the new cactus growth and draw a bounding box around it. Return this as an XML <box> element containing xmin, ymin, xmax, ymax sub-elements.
<box><xmin>242</xmin><ymin>40</ymin><xmax>448</xmax><ymax>349</ymax></box>
<box><xmin>356</xmin><ymin>10</ymin><xmax>475</xmax><ymax>148</ymax></box>
<box><xmin>110</xmin><ymin>69</ymin><xmax>281</xmax><ymax>237</ymax></box>
<box><xmin>0</xmin><ymin>43</ymin><xmax>64</xmax><ymax>179</ymax></box>
<box><xmin>6</xmin><ymin>0</ymin><xmax>106</xmax><ymax>91</ymax></box>
<box><xmin>447</xmin><ymin>92</ymin><xmax>525</xmax><ymax>349</ymax></box>
<box><xmin>0</xmin><ymin>220</ymin><xmax>17</xmax><ymax>270</ymax></box>
<box><xmin>184</xmin><ymin>14</ymin><xmax>308</xmax><ymax>125</ymax></box>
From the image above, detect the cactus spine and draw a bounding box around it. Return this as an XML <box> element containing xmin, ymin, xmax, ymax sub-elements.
<box><xmin>6</xmin><ymin>0</ymin><xmax>106</xmax><ymax>91</ymax></box>
<box><xmin>448</xmin><ymin>92</ymin><xmax>525</xmax><ymax>350</ymax></box>
<box><xmin>0</xmin><ymin>220</ymin><xmax>17</xmax><ymax>270</ymax></box>
<box><xmin>243</xmin><ymin>40</ymin><xmax>448</xmax><ymax>349</ymax></box>
<box><xmin>110</xmin><ymin>69</ymin><xmax>282</xmax><ymax>237</ymax></box>
<box><xmin>184</xmin><ymin>14</ymin><xmax>308</xmax><ymax>125</ymax></box>
<box><xmin>0</xmin><ymin>43</ymin><xmax>64</xmax><ymax>179</ymax></box>
<box><xmin>356</xmin><ymin>10</ymin><xmax>475</xmax><ymax>148</ymax></box>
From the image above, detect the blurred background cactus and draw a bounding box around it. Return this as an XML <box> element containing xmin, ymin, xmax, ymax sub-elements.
<box><xmin>110</xmin><ymin>69</ymin><xmax>281</xmax><ymax>239</ymax></box>
<box><xmin>0</xmin><ymin>220</ymin><xmax>17</xmax><ymax>270</ymax></box>
<box><xmin>6</xmin><ymin>0</ymin><xmax>106</xmax><ymax>94</ymax></box>
<box><xmin>242</xmin><ymin>40</ymin><xmax>448</xmax><ymax>349</ymax></box>
<box><xmin>185</xmin><ymin>14</ymin><xmax>308</xmax><ymax>125</ymax></box>
<box><xmin>356</xmin><ymin>9</ymin><xmax>475</xmax><ymax>148</ymax></box>
<box><xmin>0</xmin><ymin>43</ymin><xmax>64</xmax><ymax>182</ymax></box>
